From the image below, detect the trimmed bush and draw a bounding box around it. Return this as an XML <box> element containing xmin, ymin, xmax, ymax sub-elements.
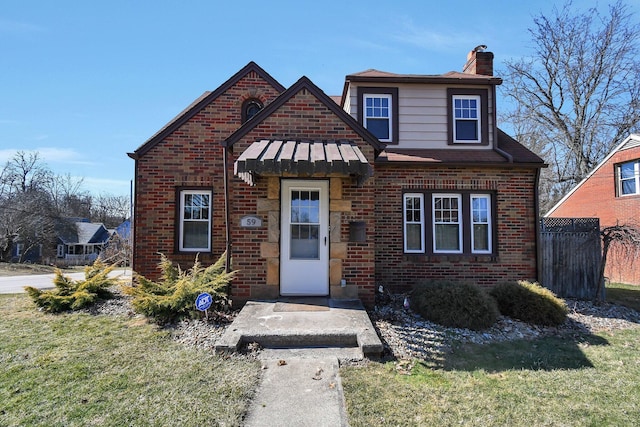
<box><xmin>25</xmin><ymin>260</ymin><xmax>117</xmax><ymax>312</ymax></box>
<box><xmin>122</xmin><ymin>252</ymin><xmax>234</xmax><ymax>324</ymax></box>
<box><xmin>411</xmin><ymin>281</ymin><xmax>499</xmax><ymax>330</ymax></box>
<box><xmin>490</xmin><ymin>281</ymin><xmax>568</xmax><ymax>326</ymax></box>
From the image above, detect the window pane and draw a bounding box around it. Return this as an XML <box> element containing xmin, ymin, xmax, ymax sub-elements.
<box><xmin>622</xmin><ymin>179</ymin><xmax>636</xmax><ymax>195</ymax></box>
<box><xmin>406</xmin><ymin>224</ymin><xmax>422</xmax><ymax>251</ymax></box>
<box><xmin>290</xmin><ymin>224</ymin><xmax>319</xmax><ymax>259</ymax></box>
<box><xmin>435</xmin><ymin>224</ymin><xmax>460</xmax><ymax>251</ymax></box>
<box><xmin>183</xmin><ymin>221</ymin><xmax>208</xmax><ymax>249</ymax></box>
<box><xmin>620</xmin><ymin>162</ymin><xmax>635</xmax><ymax>178</ymax></box>
<box><xmin>456</xmin><ymin>120</ymin><xmax>478</xmax><ymax>140</ymax></box>
<box><xmin>473</xmin><ymin>224</ymin><xmax>489</xmax><ymax>251</ymax></box>
<box><xmin>367</xmin><ymin>118</ymin><xmax>390</xmax><ymax>140</ymax></box>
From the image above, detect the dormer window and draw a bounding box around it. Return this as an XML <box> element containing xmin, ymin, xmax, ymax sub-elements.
<box><xmin>364</xmin><ymin>94</ymin><xmax>392</xmax><ymax>141</ymax></box>
<box><xmin>357</xmin><ymin>87</ymin><xmax>398</xmax><ymax>144</ymax></box>
<box><xmin>242</xmin><ymin>99</ymin><xmax>263</xmax><ymax>123</ymax></box>
<box><xmin>447</xmin><ymin>88</ymin><xmax>489</xmax><ymax>145</ymax></box>
<box><xmin>453</xmin><ymin>95</ymin><xmax>480</xmax><ymax>142</ymax></box>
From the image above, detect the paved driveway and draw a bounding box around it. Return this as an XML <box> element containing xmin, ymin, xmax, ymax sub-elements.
<box><xmin>0</xmin><ymin>269</ymin><xmax>132</xmax><ymax>294</ymax></box>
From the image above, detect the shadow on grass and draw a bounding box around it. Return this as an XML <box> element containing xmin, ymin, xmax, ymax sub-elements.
<box><xmin>436</xmin><ymin>333</ymin><xmax>609</xmax><ymax>372</ymax></box>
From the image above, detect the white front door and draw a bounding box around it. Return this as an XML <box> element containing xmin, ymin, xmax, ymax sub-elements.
<box><xmin>280</xmin><ymin>180</ymin><xmax>329</xmax><ymax>296</ymax></box>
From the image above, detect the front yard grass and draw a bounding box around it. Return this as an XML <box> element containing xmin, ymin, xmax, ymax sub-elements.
<box><xmin>341</xmin><ymin>327</ymin><xmax>640</xmax><ymax>426</ymax></box>
<box><xmin>607</xmin><ymin>282</ymin><xmax>640</xmax><ymax>312</ymax></box>
<box><xmin>0</xmin><ymin>294</ymin><xmax>259</xmax><ymax>426</ymax></box>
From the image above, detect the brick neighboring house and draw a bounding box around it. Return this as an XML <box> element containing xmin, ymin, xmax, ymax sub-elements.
<box><xmin>129</xmin><ymin>49</ymin><xmax>546</xmax><ymax>307</ymax></box>
<box><xmin>546</xmin><ymin>134</ymin><xmax>640</xmax><ymax>285</ymax></box>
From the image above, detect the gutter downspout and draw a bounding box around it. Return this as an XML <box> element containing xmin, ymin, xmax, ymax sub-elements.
<box><xmin>223</xmin><ymin>146</ymin><xmax>232</xmax><ymax>280</ymax></box>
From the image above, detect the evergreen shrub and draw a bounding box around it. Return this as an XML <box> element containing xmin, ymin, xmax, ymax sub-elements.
<box><xmin>490</xmin><ymin>280</ymin><xmax>568</xmax><ymax>326</ymax></box>
<box><xmin>411</xmin><ymin>281</ymin><xmax>499</xmax><ymax>330</ymax></box>
<box><xmin>25</xmin><ymin>260</ymin><xmax>117</xmax><ymax>312</ymax></box>
<box><xmin>122</xmin><ymin>252</ymin><xmax>234</xmax><ymax>324</ymax></box>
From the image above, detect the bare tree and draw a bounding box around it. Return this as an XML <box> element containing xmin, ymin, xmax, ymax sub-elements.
<box><xmin>501</xmin><ymin>1</ymin><xmax>640</xmax><ymax>212</ymax></box>
<box><xmin>91</xmin><ymin>194</ymin><xmax>130</xmax><ymax>227</ymax></box>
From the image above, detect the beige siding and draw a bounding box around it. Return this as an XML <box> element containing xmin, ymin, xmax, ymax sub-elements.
<box><xmin>347</xmin><ymin>83</ymin><xmax>495</xmax><ymax>150</ymax></box>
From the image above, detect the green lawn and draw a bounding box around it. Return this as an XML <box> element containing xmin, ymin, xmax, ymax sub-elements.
<box><xmin>342</xmin><ymin>321</ymin><xmax>640</xmax><ymax>426</ymax></box>
<box><xmin>607</xmin><ymin>282</ymin><xmax>640</xmax><ymax>312</ymax></box>
<box><xmin>0</xmin><ymin>294</ymin><xmax>259</xmax><ymax>427</ymax></box>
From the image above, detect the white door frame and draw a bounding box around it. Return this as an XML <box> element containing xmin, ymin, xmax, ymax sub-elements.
<box><xmin>280</xmin><ymin>179</ymin><xmax>329</xmax><ymax>296</ymax></box>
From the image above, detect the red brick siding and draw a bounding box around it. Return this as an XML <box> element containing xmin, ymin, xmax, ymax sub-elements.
<box><xmin>228</xmin><ymin>88</ymin><xmax>377</xmax><ymax>304</ymax></box>
<box><xmin>549</xmin><ymin>146</ymin><xmax>640</xmax><ymax>284</ymax></box>
<box><xmin>133</xmin><ymin>72</ymin><xmax>282</xmax><ymax>279</ymax></box>
<box><xmin>374</xmin><ymin>165</ymin><xmax>539</xmax><ymax>291</ymax></box>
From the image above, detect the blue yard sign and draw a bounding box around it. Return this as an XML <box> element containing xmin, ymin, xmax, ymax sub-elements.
<box><xmin>195</xmin><ymin>292</ymin><xmax>213</xmax><ymax>312</ymax></box>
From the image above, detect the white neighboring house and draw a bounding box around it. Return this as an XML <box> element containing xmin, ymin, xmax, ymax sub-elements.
<box><xmin>57</xmin><ymin>221</ymin><xmax>111</xmax><ymax>264</ymax></box>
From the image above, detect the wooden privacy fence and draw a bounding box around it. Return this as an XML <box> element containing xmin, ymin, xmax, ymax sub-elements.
<box><xmin>540</xmin><ymin>218</ymin><xmax>604</xmax><ymax>300</ymax></box>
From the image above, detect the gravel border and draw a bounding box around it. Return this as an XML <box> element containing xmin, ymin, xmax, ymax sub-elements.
<box><xmin>83</xmin><ymin>287</ymin><xmax>640</xmax><ymax>362</ymax></box>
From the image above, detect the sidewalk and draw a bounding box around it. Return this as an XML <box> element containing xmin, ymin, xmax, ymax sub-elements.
<box><xmin>244</xmin><ymin>350</ymin><xmax>353</xmax><ymax>427</ymax></box>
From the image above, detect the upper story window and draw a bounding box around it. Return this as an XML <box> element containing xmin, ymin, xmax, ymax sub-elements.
<box><xmin>364</xmin><ymin>94</ymin><xmax>392</xmax><ymax>141</ymax></box>
<box><xmin>357</xmin><ymin>87</ymin><xmax>398</xmax><ymax>144</ymax></box>
<box><xmin>178</xmin><ymin>189</ymin><xmax>212</xmax><ymax>252</ymax></box>
<box><xmin>447</xmin><ymin>88</ymin><xmax>489</xmax><ymax>146</ymax></box>
<box><xmin>242</xmin><ymin>99</ymin><xmax>263</xmax><ymax>123</ymax></box>
<box><xmin>453</xmin><ymin>95</ymin><xmax>480</xmax><ymax>142</ymax></box>
<box><xmin>618</xmin><ymin>159</ymin><xmax>640</xmax><ymax>196</ymax></box>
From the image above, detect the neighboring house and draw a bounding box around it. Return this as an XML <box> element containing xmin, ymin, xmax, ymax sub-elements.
<box><xmin>10</xmin><ymin>242</ymin><xmax>42</xmax><ymax>263</ymax></box>
<box><xmin>129</xmin><ymin>48</ymin><xmax>545</xmax><ymax>307</ymax></box>
<box><xmin>546</xmin><ymin>134</ymin><xmax>640</xmax><ymax>285</ymax></box>
<box><xmin>56</xmin><ymin>220</ymin><xmax>111</xmax><ymax>263</ymax></box>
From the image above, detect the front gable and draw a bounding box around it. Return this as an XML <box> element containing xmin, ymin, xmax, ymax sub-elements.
<box><xmin>224</xmin><ymin>76</ymin><xmax>386</xmax><ymax>185</ymax></box>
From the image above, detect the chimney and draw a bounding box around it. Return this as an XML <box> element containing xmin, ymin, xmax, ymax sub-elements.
<box><xmin>463</xmin><ymin>45</ymin><xmax>493</xmax><ymax>76</ymax></box>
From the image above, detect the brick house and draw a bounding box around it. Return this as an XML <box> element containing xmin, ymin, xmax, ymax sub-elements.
<box><xmin>546</xmin><ymin>134</ymin><xmax>640</xmax><ymax>285</ymax></box>
<box><xmin>129</xmin><ymin>49</ymin><xmax>546</xmax><ymax>307</ymax></box>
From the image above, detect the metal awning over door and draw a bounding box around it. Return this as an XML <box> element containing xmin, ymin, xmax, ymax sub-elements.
<box><xmin>234</xmin><ymin>139</ymin><xmax>371</xmax><ymax>185</ymax></box>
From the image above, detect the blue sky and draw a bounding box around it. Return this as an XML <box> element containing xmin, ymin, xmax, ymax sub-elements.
<box><xmin>2</xmin><ymin>0</ymin><xmax>637</xmax><ymax>196</ymax></box>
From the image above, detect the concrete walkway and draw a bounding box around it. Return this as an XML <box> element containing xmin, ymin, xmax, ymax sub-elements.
<box><xmin>215</xmin><ymin>298</ymin><xmax>383</xmax><ymax>426</ymax></box>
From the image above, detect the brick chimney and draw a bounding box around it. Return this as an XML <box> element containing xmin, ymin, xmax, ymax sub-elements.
<box><xmin>463</xmin><ymin>45</ymin><xmax>493</xmax><ymax>76</ymax></box>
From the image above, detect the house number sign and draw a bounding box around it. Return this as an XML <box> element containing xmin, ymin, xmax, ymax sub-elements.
<box><xmin>240</xmin><ymin>215</ymin><xmax>262</xmax><ymax>228</ymax></box>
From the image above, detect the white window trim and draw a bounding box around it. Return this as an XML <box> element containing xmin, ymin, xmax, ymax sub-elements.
<box><xmin>363</xmin><ymin>93</ymin><xmax>393</xmax><ymax>142</ymax></box>
<box><xmin>57</xmin><ymin>244</ymin><xmax>65</xmax><ymax>258</ymax></box>
<box><xmin>16</xmin><ymin>243</ymin><xmax>24</xmax><ymax>257</ymax></box>
<box><xmin>471</xmin><ymin>194</ymin><xmax>492</xmax><ymax>254</ymax></box>
<box><xmin>403</xmin><ymin>193</ymin><xmax>425</xmax><ymax>253</ymax></box>
<box><xmin>432</xmin><ymin>194</ymin><xmax>463</xmax><ymax>254</ymax></box>
<box><xmin>452</xmin><ymin>94</ymin><xmax>481</xmax><ymax>143</ymax></box>
<box><xmin>618</xmin><ymin>160</ymin><xmax>640</xmax><ymax>196</ymax></box>
<box><xmin>179</xmin><ymin>189</ymin><xmax>212</xmax><ymax>252</ymax></box>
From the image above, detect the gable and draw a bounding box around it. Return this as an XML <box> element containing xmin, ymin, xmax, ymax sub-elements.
<box><xmin>223</xmin><ymin>76</ymin><xmax>384</xmax><ymax>152</ymax></box>
<box><xmin>129</xmin><ymin>62</ymin><xmax>285</xmax><ymax>158</ymax></box>
<box><xmin>546</xmin><ymin>134</ymin><xmax>640</xmax><ymax>216</ymax></box>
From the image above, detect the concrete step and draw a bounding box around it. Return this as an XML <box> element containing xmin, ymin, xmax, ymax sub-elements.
<box><xmin>214</xmin><ymin>299</ymin><xmax>383</xmax><ymax>358</ymax></box>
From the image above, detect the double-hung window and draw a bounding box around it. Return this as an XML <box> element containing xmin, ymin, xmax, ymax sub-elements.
<box><xmin>403</xmin><ymin>193</ymin><xmax>425</xmax><ymax>253</ymax></box>
<box><xmin>452</xmin><ymin>95</ymin><xmax>481</xmax><ymax>142</ymax></box>
<box><xmin>357</xmin><ymin>87</ymin><xmax>398</xmax><ymax>143</ymax></box>
<box><xmin>447</xmin><ymin>88</ymin><xmax>488</xmax><ymax>145</ymax></box>
<box><xmin>618</xmin><ymin>160</ymin><xmax>640</xmax><ymax>196</ymax></box>
<box><xmin>433</xmin><ymin>194</ymin><xmax>462</xmax><ymax>253</ymax></box>
<box><xmin>471</xmin><ymin>194</ymin><xmax>492</xmax><ymax>253</ymax></box>
<box><xmin>364</xmin><ymin>94</ymin><xmax>392</xmax><ymax>141</ymax></box>
<box><xmin>403</xmin><ymin>192</ymin><xmax>494</xmax><ymax>255</ymax></box>
<box><xmin>179</xmin><ymin>189</ymin><xmax>212</xmax><ymax>252</ymax></box>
